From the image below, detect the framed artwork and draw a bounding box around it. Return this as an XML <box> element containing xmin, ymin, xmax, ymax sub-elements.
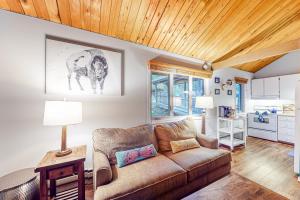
<box><xmin>215</xmin><ymin>77</ymin><xmax>220</xmax><ymax>83</ymax></box>
<box><xmin>45</xmin><ymin>35</ymin><xmax>124</xmax><ymax>96</ymax></box>
<box><xmin>215</xmin><ymin>89</ymin><xmax>220</xmax><ymax>95</ymax></box>
<box><xmin>227</xmin><ymin>90</ymin><xmax>232</xmax><ymax>95</ymax></box>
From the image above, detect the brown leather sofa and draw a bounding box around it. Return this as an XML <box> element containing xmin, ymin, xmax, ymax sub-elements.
<box><xmin>93</xmin><ymin>119</ymin><xmax>231</xmax><ymax>200</ymax></box>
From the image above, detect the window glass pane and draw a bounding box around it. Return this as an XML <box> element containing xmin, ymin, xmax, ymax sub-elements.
<box><xmin>192</xmin><ymin>78</ymin><xmax>204</xmax><ymax>115</ymax></box>
<box><xmin>235</xmin><ymin>83</ymin><xmax>242</xmax><ymax>112</ymax></box>
<box><xmin>151</xmin><ymin>73</ymin><xmax>170</xmax><ymax>117</ymax></box>
<box><xmin>173</xmin><ymin>75</ymin><xmax>189</xmax><ymax>116</ymax></box>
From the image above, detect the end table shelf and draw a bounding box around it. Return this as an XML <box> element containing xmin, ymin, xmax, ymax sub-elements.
<box><xmin>35</xmin><ymin>145</ymin><xmax>86</xmax><ymax>200</ymax></box>
<box><xmin>217</xmin><ymin>116</ymin><xmax>247</xmax><ymax>151</ymax></box>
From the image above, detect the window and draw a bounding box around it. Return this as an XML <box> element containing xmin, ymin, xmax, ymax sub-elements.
<box><xmin>151</xmin><ymin>72</ymin><xmax>205</xmax><ymax>118</ymax></box>
<box><xmin>235</xmin><ymin>83</ymin><xmax>243</xmax><ymax>112</ymax></box>
<box><xmin>192</xmin><ymin>78</ymin><xmax>205</xmax><ymax>115</ymax></box>
<box><xmin>151</xmin><ymin>73</ymin><xmax>170</xmax><ymax>117</ymax></box>
<box><xmin>173</xmin><ymin>75</ymin><xmax>189</xmax><ymax>116</ymax></box>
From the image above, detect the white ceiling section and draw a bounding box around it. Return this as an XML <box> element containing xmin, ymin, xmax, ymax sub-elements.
<box><xmin>255</xmin><ymin>50</ymin><xmax>300</xmax><ymax>78</ymax></box>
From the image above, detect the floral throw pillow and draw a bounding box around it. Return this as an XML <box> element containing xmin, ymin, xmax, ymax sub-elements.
<box><xmin>115</xmin><ymin>144</ymin><xmax>157</xmax><ymax>167</ymax></box>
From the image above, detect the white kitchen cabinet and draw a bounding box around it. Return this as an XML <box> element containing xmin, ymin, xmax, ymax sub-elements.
<box><xmin>251</xmin><ymin>74</ymin><xmax>300</xmax><ymax>99</ymax></box>
<box><xmin>264</xmin><ymin>77</ymin><xmax>280</xmax><ymax>97</ymax></box>
<box><xmin>252</xmin><ymin>79</ymin><xmax>264</xmax><ymax>97</ymax></box>
<box><xmin>280</xmin><ymin>74</ymin><xmax>300</xmax><ymax>100</ymax></box>
<box><xmin>278</xmin><ymin>115</ymin><xmax>295</xmax><ymax>144</ymax></box>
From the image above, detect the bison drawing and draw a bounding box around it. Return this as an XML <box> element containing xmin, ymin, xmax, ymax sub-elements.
<box><xmin>66</xmin><ymin>49</ymin><xmax>108</xmax><ymax>94</ymax></box>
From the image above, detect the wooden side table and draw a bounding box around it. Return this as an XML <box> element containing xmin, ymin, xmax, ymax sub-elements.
<box><xmin>35</xmin><ymin>145</ymin><xmax>86</xmax><ymax>200</ymax></box>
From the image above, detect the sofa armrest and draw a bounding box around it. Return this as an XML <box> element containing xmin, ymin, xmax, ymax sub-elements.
<box><xmin>196</xmin><ymin>134</ymin><xmax>218</xmax><ymax>149</ymax></box>
<box><xmin>93</xmin><ymin>150</ymin><xmax>112</xmax><ymax>191</ymax></box>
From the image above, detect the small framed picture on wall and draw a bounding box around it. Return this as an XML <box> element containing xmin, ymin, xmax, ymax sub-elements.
<box><xmin>227</xmin><ymin>90</ymin><xmax>232</xmax><ymax>95</ymax></box>
<box><xmin>215</xmin><ymin>77</ymin><xmax>220</xmax><ymax>83</ymax></box>
<box><xmin>215</xmin><ymin>89</ymin><xmax>220</xmax><ymax>95</ymax></box>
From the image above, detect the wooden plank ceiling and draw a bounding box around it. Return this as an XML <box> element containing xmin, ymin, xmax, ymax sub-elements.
<box><xmin>1</xmin><ymin>0</ymin><xmax>300</xmax><ymax>72</ymax></box>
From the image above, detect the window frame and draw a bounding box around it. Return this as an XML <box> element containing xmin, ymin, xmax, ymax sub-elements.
<box><xmin>150</xmin><ymin>71</ymin><xmax>171</xmax><ymax>118</ymax></box>
<box><xmin>235</xmin><ymin>83</ymin><xmax>245</xmax><ymax>113</ymax></box>
<box><xmin>150</xmin><ymin>70</ymin><xmax>205</xmax><ymax>120</ymax></box>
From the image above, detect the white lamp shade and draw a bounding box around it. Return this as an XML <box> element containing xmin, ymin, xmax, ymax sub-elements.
<box><xmin>195</xmin><ymin>96</ymin><xmax>214</xmax><ymax>109</ymax></box>
<box><xmin>43</xmin><ymin>101</ymin><xmax>82</xmax><ymax>126</ymax></box>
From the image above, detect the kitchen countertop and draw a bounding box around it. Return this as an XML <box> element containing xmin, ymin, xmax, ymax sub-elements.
<box><xmin>277</xmin><ymin>112</ymin><xmax>295</xmax><ymax>117</ymax></box>
<box><xmin>248</xmin><ymin>112</ymin><xmax>295</xmax><ymax>117</ymax></box>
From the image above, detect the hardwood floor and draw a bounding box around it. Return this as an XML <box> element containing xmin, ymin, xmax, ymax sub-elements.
<box><xmin>183</xmin><ymin>173</ymin><xmax>288</xmax><ymax>200</ymax></box>
<box><xmin>231</xmin><ymin>137</ymin><xmax>300</xmax><ymax>200</ymax></box>
<box><xmin>85</xmin><ymin>137</ymin><xmax>300</xmax><ymax>199</ymax></box>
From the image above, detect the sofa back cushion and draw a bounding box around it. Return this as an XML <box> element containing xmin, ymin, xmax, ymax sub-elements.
<box><xmin>93</xmin><ymin>124</ymin><xmax>158</xmax><ymax>164</ymax></box>
<box><xmin>154</xmin><ymin>118</ymin><xmax>197</xmax><ymax>152</ymax></box>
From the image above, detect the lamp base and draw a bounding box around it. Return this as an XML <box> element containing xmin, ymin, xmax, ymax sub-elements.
<box><xmin>55</xmin><ymin>148</ymin><xmax>72</xmax><ymax>157</ymax></box>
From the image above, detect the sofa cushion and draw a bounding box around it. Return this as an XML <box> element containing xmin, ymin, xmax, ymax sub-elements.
<box><xmin>163</xmin><ymin>147</ymin><xmax>231</xmax><ymax>182</ymax></box>
<box><xmin>170</xmin><ymin>138</ymin><xmax>200</xmax><ymax>153</ymax></box>
<box><xmin>94</xmin><ymin>153</ymin><xmax>187</xmax><ymax>200</ymax></box>
<box><xmin>93</xmin><ymin>124</ymin><xmax>158</xmax><ymax>164</ymax></box>
<box><xmin>115</xmin><ymin>144</ymin><xmax>157</xmax><ymax>167</ymax></box>
<box><xmin>154</xmin><ymin>118</ymin><xmax>197</xmax><ymax>152</ymax></box>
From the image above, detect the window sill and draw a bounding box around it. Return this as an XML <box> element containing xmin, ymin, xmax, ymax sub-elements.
<box><xmin>151</xmin><ymin>115</ymin><xmax>205</xmax><ymax>124</ymax></box>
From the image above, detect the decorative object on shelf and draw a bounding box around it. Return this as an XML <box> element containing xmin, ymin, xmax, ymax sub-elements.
<box><xmin>227</xmin><ymin>90</ymin><xmax>232</xmax><ymax>95</ymax></box>
<box><xmin>228</xmin><ymin>108</ymin><xmax>236</xmax><ymax>118</ymax></box>
<box><xmin>219</xmin><ymin>106</ymin><xmax>231</xmax><ymax>118</ymax></box>
<box><xmin>0</xmin><ymin>168</ymin><xmax>39</xmax><ymax>200</ymax></box>
<box><xmin>45</xmin><ymin>35</ymin><xmax>124</xmax><ymax>96</ymax></box>
<box><xmin>196</xmin><ymin>96</ymin><xmax>214</xmax><ymax>134</ymax></box>
<box><xmin>215</xmin><ymin>89</ymin><xmax>220</xmax><ymax>95</ymax></box>
<box><xmin>43</xmin><ymin>100</ymin><xmax>82</xmax><ymax>157</ymax></box>
<box><xmin>215</xmin><ymin>77</ymin><xmax>220</xmax><ymax>83</ymax></box>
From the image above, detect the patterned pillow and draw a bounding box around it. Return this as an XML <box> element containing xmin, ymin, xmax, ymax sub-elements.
<box><xmin>115</xmin><ymin>144</ymin><xmax>157</xmax><ymax>167</ymax></box>
<box><xmin>93</xmin><ymin>124</ymin><xmax>158</xmax><ymax>165</ymax></box>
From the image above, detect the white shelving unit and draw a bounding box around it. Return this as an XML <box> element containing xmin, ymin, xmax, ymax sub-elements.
<box><xmin>217</xmin><ymin>116</ymin><xmax>247</xmax><ymax>151</ymax></box>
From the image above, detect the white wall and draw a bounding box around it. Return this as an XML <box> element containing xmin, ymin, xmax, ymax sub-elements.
<box><xmin>206</xmin><ymin>68</ymin><xmax>254</xmax><ymax>136</ymax></box>
<box><xmin>0</xmin><ymin>10</ymin><xmax>205</xmax><ymax>176</ymax></box>
<box><xmin>211</xmin><ymin>68</ymin><xmax>253</xmax><ymax>109</ymax></box>
<box><xmin>0</xmin><ymin>10</ymin><xmax>254</xmax><ymax>176</ymax></box>
<box><xmin>255</xmin><ymin>51</ymin><xmax>300</xmax><ymax>78</ymax></box>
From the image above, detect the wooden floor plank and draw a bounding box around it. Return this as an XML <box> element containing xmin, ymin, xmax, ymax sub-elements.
<box><xmin>231</xmin><ymin>137</ymin><xmax>299</xmax><ymax>200</ymax></box>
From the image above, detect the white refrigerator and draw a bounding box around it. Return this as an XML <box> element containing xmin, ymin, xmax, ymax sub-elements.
<box><xmin>294</xmin><ymin>81</ymin><xmax>300</xmax><ymax>174</ymax></box>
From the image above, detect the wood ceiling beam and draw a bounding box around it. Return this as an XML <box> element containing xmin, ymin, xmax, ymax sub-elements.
<box><xmin>212</xmin><ymin>38</ymin><xmax>300</xmax><ymax>70</ymax></box>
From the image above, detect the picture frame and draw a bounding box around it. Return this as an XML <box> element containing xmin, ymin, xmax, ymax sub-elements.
<box><xmin>227</xmin><ymin>90</ymin><xmax>232</xmax><ymax>95</ymax></box>
<box><xmin>215</xmin><ymin>77</ymin><xmax>220</xmax><ymax>83</ymax></box>
<box><xmin>45</xmin><ymin>35</ymin><xmax>124</xmax><ymax>96</ymax></box>
<box><xmin>215</xmin><ymin>89</ymin><xmax>220</xmax><ymax>95</ymax></box>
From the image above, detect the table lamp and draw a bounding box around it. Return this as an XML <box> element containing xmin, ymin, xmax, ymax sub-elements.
<box><xmin>195</xmin><ymin>96</ymin><xmax>214</xmax><ymax>134</ymax></box>
<box><xmin>43</xmin><ymin>101</ymin><xmax>82</xmax><ymax>157</ymax></box>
